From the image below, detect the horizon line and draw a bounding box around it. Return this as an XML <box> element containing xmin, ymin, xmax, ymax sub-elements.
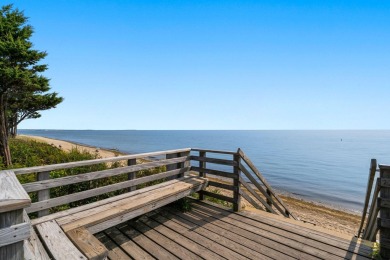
<box><xmin>19</xmin><ymin>129</ymin><xmax>390</xmax><ymax>131</ymax></box>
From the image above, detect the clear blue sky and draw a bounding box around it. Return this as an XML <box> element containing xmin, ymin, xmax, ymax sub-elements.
<box><xmin>14</xmin><ymin>0</ymin><xmax>390</xmax><ymax>130</ymax></box>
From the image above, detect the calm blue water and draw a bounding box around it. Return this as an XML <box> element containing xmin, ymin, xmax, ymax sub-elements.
<box><xmin>19</xmin><ymin>130</ymin><xmax>390</xmax><ymax>212</ymax></box>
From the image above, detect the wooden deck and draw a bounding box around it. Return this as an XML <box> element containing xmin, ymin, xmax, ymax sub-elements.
<box><xmin>1</xmin><ymin>148</ymin><xmax>378</xmax><ymax>259</ymax></box>
<box><xmin>96</xmin><ymin>200</ymin><xmax>373</xmax><ymax>260</ymax></box>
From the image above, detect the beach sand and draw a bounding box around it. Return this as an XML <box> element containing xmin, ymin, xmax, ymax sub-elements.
<box><xmin>19</xmin><ymin>134</ymin><xmax>362</xmax><ymax>237</ymax></box>
<box><xmin>18</xmin><ymin>134</ymin><xmax>124</xmax><ymax>158</ymax></box>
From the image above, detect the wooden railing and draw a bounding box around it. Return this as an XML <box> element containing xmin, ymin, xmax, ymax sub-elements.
<box><xmin>0</xmin><ymin>170</ymin><xmax>31</xmax><ymax>259</ymax></box>
<box><xmin>13</xmin><ymin>147</ymin><xmax>293</xmax><ymax>219</ymax></box>
<box><xmin>358</xmin><ymin>159</ymin><xmax>379</xmax><ymax>241</ymax></box>
<box><xmin>358</xmin><ymin>159</ymin><xmax>390</xmax><ymax>259</ymax></box>
<box><xmin>13</xmin><ymin>148</ymin><xmax>192</xmax><ymax>217</ymax></box>
<box><xmin>190</xmin><ymin>148</ymin><xmax>296</xmax><ymax>219</ymax></box>
<box><xmin>2</xmin><ymin>147</ymin><xmax>295</xmax><ymax>258</ymax></box>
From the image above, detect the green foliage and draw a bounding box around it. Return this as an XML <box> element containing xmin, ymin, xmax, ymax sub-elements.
<box><xmin>169</xmin><ymin>197</ymin><xmax>193</xmax><ymax>212</ymax></box>
<box><xmin>0</xmin><ymin>4</ymin><xmax>50</xmax><ymax>95</ymax></box>
<box><xmin>3</xmin><ymin>139</ymin><xmax>114</xmax><ymax>216</ymax></box>
<box><xmin>204</xmin><ymin>188</ymin><xmax>232</xmax><ymax>208</ymax></box>
<box><xmin>135</xmin><ymin>165</ymin><xmax>166</xmax><ymax>189</ymax></box>
<box><xmin>0</xmin><ymin>4</ymin><xmax>63</xmax><ymax>165</ymax></box>
<box><xmin>8</xmin><ymin>92</ymin><xmax>63</xmax><ymax>136</ymax></box>
<box><xmin>371</xmin><ymin>242</ymin><xmax>381</xmax><ymax>260</ymax></box>
<box><xmin>5</xmin><ymin>138</ymin><xmax>95</xmax><ymax>168</ymax></box>
<box><xmin>3</xmin><ymin>139</ymin><xmax>166</xmax><ymax>217</ymax></box>
<box><xmin>189</xmin><ymin>189</ymin><xmax>233</xmax><ymax>208</ymax></box>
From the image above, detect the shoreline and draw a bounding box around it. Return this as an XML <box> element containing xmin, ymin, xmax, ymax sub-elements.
<box><xmin>18</xmin><ymin>134</ymin><xmax>362</xmax><ymax>236</ymax></box>
<box><xmin>18</xmin><ymin>134</ymin><xmax>128</xmax><ymax>157</ymax></box>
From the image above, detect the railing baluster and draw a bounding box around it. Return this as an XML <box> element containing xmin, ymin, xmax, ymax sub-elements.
<box><xmin>127</xmin><ymin>159</ymin><xmax>137</xmax><ymax>192</ymax></box>
<box><xmin>362</xmin><ymin>180</ymin><xmax>380</xmax><ymax>240</ymax></box>
<box><xmin>266</xmin><ymin>189</ymin><xmax>273</xmax><ymax>213</ymax></box>
<box><xmin>180</xmin><ymin>151</ymin><xmax>190</xmax><ymax>178</ymax></box>
<box><xmin>37</xmin><ymin>171</ymin><xmax>50</xmax><ymax>217</ymax></box>
<box><xmin>357</xmin><ymin>159</ymin><xmax>377</xmax><ymax>237</ymax></box>
<box><xmin>233</xmin><ymin>152</ymin><xmax>241</xmax><ymax>212</ymax></box>
<box><xmin>199</xmin><ymin>151</ymin><xmax>206</xmax><ymax>201</ymax></box>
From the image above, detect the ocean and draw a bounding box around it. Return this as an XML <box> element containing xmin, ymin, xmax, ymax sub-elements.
<box><xmin>19</xmin><ymin>129</ymin><xmax>390</xmax><ymax>212</ymax></box>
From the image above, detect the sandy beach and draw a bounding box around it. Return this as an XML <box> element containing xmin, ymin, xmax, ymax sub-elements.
<box><xmin>18</xmin><ymin>134</ymin><xmax>125</xmax><ymax>157</ymax></box>
<box><xmin>19</xmin><ymin>134</ymin><xmax>362</xmax><ymax>237</ymax></box>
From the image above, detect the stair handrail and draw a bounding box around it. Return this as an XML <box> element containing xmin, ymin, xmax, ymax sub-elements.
<box><xmin>357</xmin><ymin>159</ymin><xmax>378</xmax><ymax>238</ymax></box>
<box><xmin>238</xmin><ymin>149</ymin><xmax>297</xmax><ymax>220</ymax></box>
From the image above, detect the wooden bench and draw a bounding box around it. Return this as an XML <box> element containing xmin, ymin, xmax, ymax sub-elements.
<box><xmin>32</xmin><ymin>176</ymin><xmax>207</xmax><ymax>259</ymax></box>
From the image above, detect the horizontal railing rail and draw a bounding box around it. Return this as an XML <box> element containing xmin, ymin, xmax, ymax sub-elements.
<box><xmin>22</xmin><ymin>156</ymin><xmax>188</xmax><ymax>193</ymax></box>
<box><xmin>12</xmin><ymin>148</ymin><xmax>191</xmax><ymax>217</ymax></box>
<box><xmin>11</xmin><ymin>147</ymin><xmax>295</xmax><ymax>221</ymax></box>
<box><xmin>190</xmin><ymin>148</ymin><xmax>295</xmax><ymax>218</ymax></box>
<box><xmin>25</xmin><ymin>167</ymin><xmax>191</xmax><ymax>214</ymax></box>
<box><xmin>238</xmin><ymin>149</ymin><xmax>297</xmax><ymax>219</ymax></box>
<box><xmin>13</xmin><ymin>148</ymin><xmax>191</xmax><ymax>175</ymax></box>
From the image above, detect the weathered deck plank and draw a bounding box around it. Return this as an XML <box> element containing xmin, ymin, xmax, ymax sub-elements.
<box><xmin>193</xmin><ymin>201</ymin><xmax>373</xmax><ymax>259</ymax></box>
<box><xmin>35</xmin><ymin>220</ymin><xmax>86</xmax><ymax>260</ymax></box>
<box><xmin>104</xmin><ymin>227</ymin><xmax>152</xmax><ymax>260</ymax></box>
<box><xmin>118</xmin><ymin>225</ymin><xmax>179</xmax><ymax>260</ymax></box>
<box><xmin>189</xmin><ymin>207</ymin><xmax>316</xmax><ymax>259</ymax></box>
<box><xmin>23</xmin><ymin>210</ymin><xmax>50</xmax><ymax>260</ymax></box>
<box><xmin>191</xmin><ymin>204</ymin><xmax>339</xmax><ymax>259</ymax></box>
<box><xmin>149</xmin><ymin>213</ymin><xmax>248</xmax><ymax>260</ymax></box>
<box><xmin>98</xmin><ymin>233</ymin><xmax>130</xmax><ymax>260</ymax></box>
<box><xmin>95</xmin><ymin>233</ymin><xmax>131</xmax><ymax>260</ymax></box>
<box><xmin>66</xmin><ymin>227</ymin><xmax>108</xmax><ymax>260</ymax></box>
<box><xmin>197</xmin><ymin>201</ymin><xmax>373</xmax><ymax>256</ymax></box>
<box><xmin>139</xmin><ymin>216</ymin><xmax>225</xmax><ymax>259</ymax></box>
<box><xmin>95</xmin><ymin>200</ymin><xmax>373</xmax><ymax>260</ymax></box>
<box><xmin>162</xmin><ymin>209</ymin><xmax>286</xmax><ymax>259</ymax></box>
<box><xmin>161</xmin><ymin>209</ymin><xmax>274</xmax><ymax>259</ymax></box>
<box><xmin>127</xmin><ymin>221</ymin><xmax>201</xmax><ymax>259</ymax></box>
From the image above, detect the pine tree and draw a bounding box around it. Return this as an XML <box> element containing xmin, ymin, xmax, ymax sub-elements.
<box><xmin>0</xmin><ymin>4</ymin><xmax>62</xmax><ymax>166</ymax></box>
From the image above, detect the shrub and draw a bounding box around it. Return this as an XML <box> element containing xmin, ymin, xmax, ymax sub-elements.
<box><xmin>1</xmin><ymin>139</ymin><xmax>166</xmax><ymax>216</ymax></box>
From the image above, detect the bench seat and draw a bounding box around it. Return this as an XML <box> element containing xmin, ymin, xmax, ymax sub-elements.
<box><xmin>30</xmin><ymin>176</ymin><xmax>208</xmax><ymax>259</ymax></box>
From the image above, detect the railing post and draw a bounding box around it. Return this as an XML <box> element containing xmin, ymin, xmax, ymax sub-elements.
<box><xmin>37</xmin><ymin>171</ymin><xmax>50</xmax><ymax>217</ymax></box>
<box><xmin>380</xmin><ymin>165</ymin><xmax>390</xmax><ymax>259</ymax></box>
<box><xmin>166</xmin><ymin>152</ymin><xmax>181</xmax><ymax>180</ymax></box>
<box><xmin>180</xmin><ymin>151</ymin><xmax>190</xmax><ymax>178</ymax></box>
<box><xmin>199</xmin><ymin>151</ymin><xmax>206</xmax><ymax>200</ymax></box>
<box><xmin>266</xmin><ymin>189</ymin><xmax>273</xmax><ymax>213</ymax></box>
<box><xmin>0</xmin><ymin>170</ymin><xmax>31</xmax><ymax>260</ymax></box>
<box><xmin>358</xmin><ymin>159</ymin><xmax>378</xmax><ymax>238</ymax></box>
<box><xmin>127</xmin><ymin>159</ymin><xmax>137</xmax><ymax>192</ymax></box>
<box><xmin>233</xmin><ymin>151</ymin><xmax>241</xmax><ymax>212</ymax></box>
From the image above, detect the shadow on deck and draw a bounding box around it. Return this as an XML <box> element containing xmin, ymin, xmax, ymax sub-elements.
<box><xmin>96</xmin><ymin>200</ymin><xmax>373</xmax><ymax>260</ymax></box>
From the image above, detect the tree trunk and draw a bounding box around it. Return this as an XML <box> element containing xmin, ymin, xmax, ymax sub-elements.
<box><xmin>10</xmin><ymin>115</ymin><xmax>17</xmax><ymax>138</ymax></box>
<box><xmin>10</xmin><ymin>126</ymin><xmax>16</xmax><ymax>138</ymax></box>
<box><xmin>0</xmin><ymin>95</ymin><xmax>12</xmax><ymax>166</ymax></box>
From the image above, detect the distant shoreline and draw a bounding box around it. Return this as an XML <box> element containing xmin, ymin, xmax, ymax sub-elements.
<box><xmin>18</xmin><ymin>133</ymin><xmax>362</xmax><ymax>236</ymax></box>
